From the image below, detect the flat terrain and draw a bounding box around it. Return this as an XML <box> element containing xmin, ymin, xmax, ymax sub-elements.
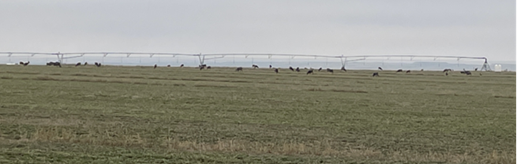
<box><xmin>0</xmin><ymin>65</ymin><xmax>514</xmax><ymax>163</ymax></box>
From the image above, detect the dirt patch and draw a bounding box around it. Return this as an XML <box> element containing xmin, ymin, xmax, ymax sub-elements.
<box><xmin>128</xmin><ymin>76</ymin><xmax>145</xmax><ymax>79</ymax></box>
<box><xmin>330</xmin><ymin>89</ymin><xmax>368</xmax><ymax>93</ymax></box>
<box><xmin>494</xmin><ymin>95</ymin><xmax>515</xmax><ymax>99</ymax></box>
<box><xmin>71</xmin><ymin>73</ymin><xmax>90</xmax><ymax>77</ymax></box>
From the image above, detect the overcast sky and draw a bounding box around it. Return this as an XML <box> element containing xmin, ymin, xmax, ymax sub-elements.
<box><xmin>0</xmin><ymin>0</ymin><xmax>515</xmax><ymax>62</ymax></box>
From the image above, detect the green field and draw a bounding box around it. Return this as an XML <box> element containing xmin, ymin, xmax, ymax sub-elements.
<box><xmin>0</xmin><ymin>65</ymin><xmax>515</xmax><ymax>163</ymax></box>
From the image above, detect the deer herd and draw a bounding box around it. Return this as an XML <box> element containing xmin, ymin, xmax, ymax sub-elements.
<box><xmin>15</xmin><ymin>61</ymin><xmax>480</xmax><ymax>77</ymax></box>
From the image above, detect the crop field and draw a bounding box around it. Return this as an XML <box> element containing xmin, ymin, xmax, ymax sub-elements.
<box><xmin>0</xmin><ymin>65</ymin><xmax>515</xmax><ymax>163</ymax></box>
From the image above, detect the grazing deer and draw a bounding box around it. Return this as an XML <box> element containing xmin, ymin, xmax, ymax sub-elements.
<box><xmin>307</xmin><ymin>69</ymin><xmax>314</xmax><ymax>75</ymax></box>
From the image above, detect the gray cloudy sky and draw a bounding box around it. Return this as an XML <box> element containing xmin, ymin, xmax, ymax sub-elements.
<box><xmin>0</xmin><ymin>0</ymin><xmax>515</xmax><ymax>61</ymax></box>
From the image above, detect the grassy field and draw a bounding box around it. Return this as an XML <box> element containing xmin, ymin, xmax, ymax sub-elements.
<box><xmin>0</xmin><ymin>65</ymin><xmax>515</xmax><ymax>163</ymax></box>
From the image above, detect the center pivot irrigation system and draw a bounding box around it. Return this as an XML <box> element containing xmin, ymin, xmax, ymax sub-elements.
<box><xmin>0</xmin><ymin>52</ymin><xmax>492</xmax><ymax>71</ymax></box>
